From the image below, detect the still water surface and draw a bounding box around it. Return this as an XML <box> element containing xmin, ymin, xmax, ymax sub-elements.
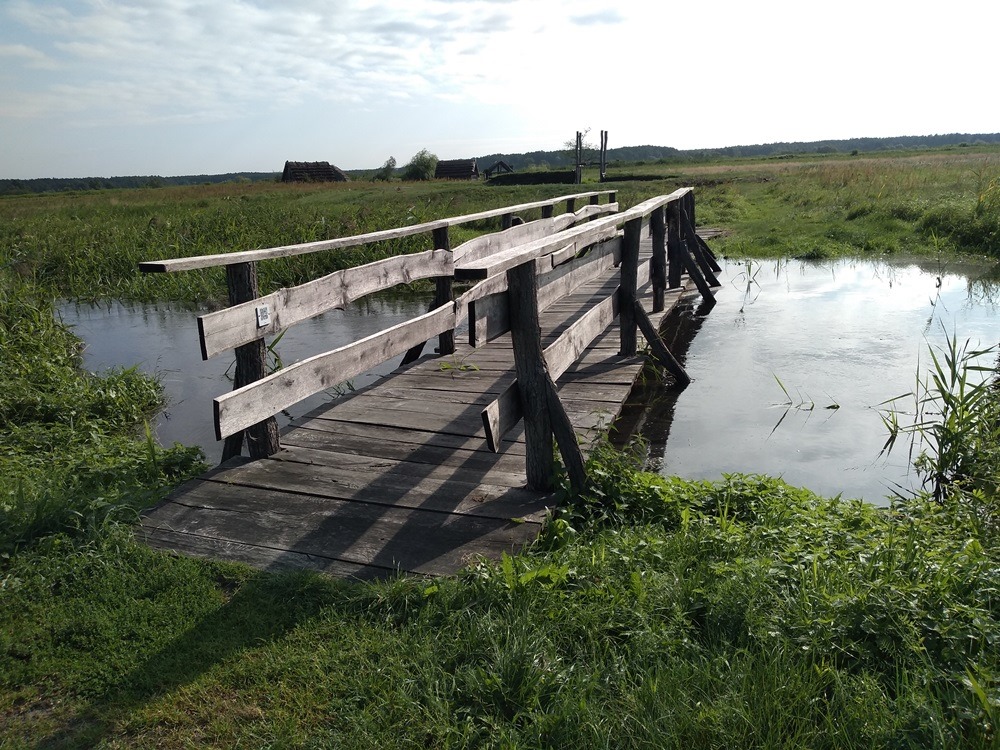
<box><xmin>58</xmin><ymin>295</ymin><xmax>430</xmax><ymax>464</ymax></box>
<box><xmin>635</xmin><ymin>257</ymin><xmax>1000</xmax><ymax>503</ymax></box>
<box><xmin>60</xmin><ymin>257</ymin><xmax>1000</xmax><ymax>503</ymax></box>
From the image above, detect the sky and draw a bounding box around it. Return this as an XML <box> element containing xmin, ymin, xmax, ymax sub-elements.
<box><xmin>1</xmin><ymin>0</ymin><xmax>997</xmax><ymax>179</ymax></box>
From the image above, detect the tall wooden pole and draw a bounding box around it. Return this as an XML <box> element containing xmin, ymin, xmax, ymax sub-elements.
<box><xmin>619</xmin><ymin>217</ymin><xmax>642</xmax><ymax>356</ymax></box>
<box><xmin>507</xmin><ymin>260</ymin><xmax>554</xmax><ymax>489</ymax></box>
<box><xmin>221</xmin><ymin>262</ymin><xmax>280</xmax><ymax>462</ymax></box>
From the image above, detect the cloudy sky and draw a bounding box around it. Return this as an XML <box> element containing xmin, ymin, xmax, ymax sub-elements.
<box><xmin>1</xmin><ymin>0</ymin><xmax>996</xmax><ymax>179</ymax></box>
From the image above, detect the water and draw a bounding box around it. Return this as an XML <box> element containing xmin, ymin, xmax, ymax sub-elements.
<box><xmin>634</xmin><ymin>256</ymin><xmax>1000</xmax><ymax>503</ymax></box>
<box><xmin>58</xmin><ymin>295</ymin><xmax>431</xmax><ymax>464</ymax></box>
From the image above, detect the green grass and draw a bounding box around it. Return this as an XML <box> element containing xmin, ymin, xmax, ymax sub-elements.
<box><xmin>1</xmin><ymin>463</ymin><xmax>997</xmax><ymax>748</ymax></box>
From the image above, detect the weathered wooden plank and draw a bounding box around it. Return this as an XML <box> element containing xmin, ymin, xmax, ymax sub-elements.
<box><xmin>467</xmin><ymin>237</ymin><xmax>620</xmax><ymax>347</ymax></box>
<box><xmin>199</xmin><ymin>250</ymin><xmax>452</xmax><ymax>360</ymax></box>
<box><xmin>455</xmin><ymin>220</ymin><xmax>621</xmax><ymax>281</ymax></box>
<box><xmin>139</xmin><ymin>526</ymin><xmax>382</xmax><ymax>578</ymax></box>
<box><xmin>453</xmin><ymin>217</ymin><xmax>566</xmax><ymax>265</ymax></box>
<box><xmin>140</xmin><ymin>191</ymin><xmax>615</xmax><ymax>273</ymax></box>
<box><xmin>469</xmin><ymin>288</ymin><xmax>510</xmax><ymax>347</ymax></box>
<box><xmin>538</xmin><ymin>238</ymin><xmax>620</xmax><ymax>310</ymax></box>
<box><xmin>142</xmin><ymin>484</ymin><xmax>542</xmax><ymax>576</ymax></box>
<box><xmin>285</xmin><ymin>418</ymin><xmax>528</xmax><ymax>454</ymax></box>
<box><xmin>215</xmin><ymin>303</ymin><xmax>456</xmax><ymax>439</ymax></box>
<box><xmin>273</xmin><ymin>439</ymin><xmax>529</xmax><ymax>483</ymax></box>
<box><xmin>203</xmin><ymin>454</ymin><xmax>549</xmax><ymax>519</ymax></box>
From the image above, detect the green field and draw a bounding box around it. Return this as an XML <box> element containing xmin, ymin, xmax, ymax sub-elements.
<box><xmin>2</xmin><ymin>148</ymin><xmax>999</xmax><ymax>748</ymax></box>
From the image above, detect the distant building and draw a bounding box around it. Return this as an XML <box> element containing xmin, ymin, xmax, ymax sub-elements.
<box><xmin>484</xmin><ymin>160</ymin><xmax>514</xmax><ymax>179</ymax></box>
<box><xmin>281</xmin><ymin>161</ymin><xmax>349</xmax><ymax>183</ymax></box>
<box><xmin>434</xmin><ymin>159</ymin><xmax>479</xmax><ymax>180</ymax></box>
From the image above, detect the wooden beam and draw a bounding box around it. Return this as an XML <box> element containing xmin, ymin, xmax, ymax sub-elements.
<box><xmin>633</xmin><ymin>300</ymin><xmax>690</xmax><ymax>387</ymax></box>
<box><xmin>618</xmin><ymin>217</ymin><xmax>642</xmax><ymax>356</ymax></box>
<box><xmin>482</xmin><ymin>285</ymin><xmax>620</xmax><ymax>452</ymax></box>
<box><xmin>433</xmin><ymin>227</ymin><xmax>455</xmax><ymax>355</ymax></box>
<box><xmin>455</xmin><ymin>220</ymin><xmax>619</xmax><ymax>281</ymax></box>
<box><xmin>140</xmin><ymin>191</ymin><xmax>616</xmax><ymax>273</ymax></box>
<box><xmin>650</xmin><ymin>206</ymin><xmax>667</xmax><ymax>312</ymax></box>
<box><xmin>667</xmin><ymin>200</ymin><xmax>683</xmax><ymax>289</ymax></box>
<box><xmin>220</xmin><ymin>262</ymin><xmax>279</xmax><ymax>461</ymax></box>
<box><xmin>198</xmin><ymin>249</ymin><xmax>452</xmax><ymax>360</ymax></box>
<box><xmin>506</xmin><ymin>260</ymin><xmax>554</xmax><ymax>490</ymax></box>
<box><xmin>468</xmin><ymin>238</ymin><xmax>620</xmax><ymax>348</ymax></box>
<box><xmin>215</xmin><ymin>303</ymin><xmax>456</xmax><ymax>440</ymax></box>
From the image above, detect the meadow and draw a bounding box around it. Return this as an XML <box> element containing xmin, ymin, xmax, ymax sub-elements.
<box><xmin>1</xmin><ymin>147</ymin><xmax>999</xmax><ymax>748</ymax></box>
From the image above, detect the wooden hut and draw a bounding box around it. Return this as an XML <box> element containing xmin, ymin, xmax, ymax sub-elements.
<box><xmin>281</xmin><ymin>161</ymin><xmax>349</xmax><ymax>183</ymax></box>
<box><xmin>434</xmin><ymin>159</ymin><xmax>479</xmax><ymax>180</ymax></box>
<box><xmin>484</xmin><ymin>160</ymin><xmax>514</xmax><ymax>179</ymax></box>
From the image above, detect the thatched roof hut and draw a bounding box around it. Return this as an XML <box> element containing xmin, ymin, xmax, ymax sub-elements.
<box><xmin>434</xmin><ymin>159</ymin><xmax>479</xmax><ymax>180</ymax></box>
<box><xmin>281</xmin><ymin>161</ymin><xmax>349</xmax><ymax>183</ymax></box>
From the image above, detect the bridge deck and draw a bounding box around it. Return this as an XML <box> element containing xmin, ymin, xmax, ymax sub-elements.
<box><xmin>138</xmin><ymin>259</ymin><xmax>694</xmax><ymax>579</ymax></box>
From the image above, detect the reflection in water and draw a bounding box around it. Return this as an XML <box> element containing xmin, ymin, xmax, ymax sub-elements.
<box><xmin>58</xmin><ymin>295</ymin><xmax>431</xmax><ymax>464</ymax></box>
<box><xmin>635</xmin><ymin>257</ymin><xmax>1000</xmax><ymax>505</ymax></box>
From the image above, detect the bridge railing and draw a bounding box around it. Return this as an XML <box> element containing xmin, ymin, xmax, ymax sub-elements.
<box><xmin>454</xmin><ymin>187</ymin><xmax>721</xmax><ymax>492</ymax></box>
<box><xmin>139</xmin><ymin>190</ymin><xmax>618</xmax><ymax>462</ymax></box>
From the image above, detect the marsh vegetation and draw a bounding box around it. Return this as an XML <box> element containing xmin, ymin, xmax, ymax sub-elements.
<box><xmin>2</xmin><ymin>146</ymin><xmax>999</xmax><ymax>747</ymax></box>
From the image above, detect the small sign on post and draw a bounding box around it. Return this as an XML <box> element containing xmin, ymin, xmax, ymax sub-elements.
<box><xmin>255</xmin><ymin>304</ymin><xmax>271</xmax><ymax>328</ymax></box>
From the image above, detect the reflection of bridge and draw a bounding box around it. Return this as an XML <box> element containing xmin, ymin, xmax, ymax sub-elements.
<box><xmin>137</xmin><ymin>189</ymin><xmax>720</xmax><ymax>579</ymax></box>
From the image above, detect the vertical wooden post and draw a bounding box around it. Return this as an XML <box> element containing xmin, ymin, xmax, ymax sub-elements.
<box><xmin>575</xmin><ymin>131</ymin><xmax>583</xmax><ymax>185</ymax></box>
<box><xmin>619</xmin><ymin>217</ymin><xmax>642</xmax><ymax>356</ymax></box>
<box><xmin>221</xmin><ymin>262</ymin><xmax>280</xmax><ymax>462</ymax></box>
<box><xmin>432</xmin><ymin>226</ymin><xmax>455</xmax><ymax>355</ymax></box>
<box><xmin>650</xmin><ymin>206</ymin><xmax>667</xmax><ymax>312</ymax></box>
<box><xmin>541</xmin><ymin>204</ymin><xmax>554</xmax><ymax>219</ymax></box>
<box><xmin>588</xmin><ymin>194</ymin><xmax>599</xmax><ymax>221</ymax></box>
<box><xmin>667</xmin><ymin>200</ymin><xmax>683</xmax><ymax>289</ymax></box>
<box><xmin>501</xmin><ymin>213</ymin><xmax>513</xmax><ymax>230</ymax></box>
<box><xmin>507</xmin><ymin>260</ymin><xmax>554</xmax><ymax>490</ymax></box>
<box><xmin>566</xmin><ymin>197</ymin><xmax>576</xmax><ymax>214</ymax></box>
<box><xmin>609</xmin><ymin>191</ymin><xmax>617</xmax><ymax>204</ymax></box>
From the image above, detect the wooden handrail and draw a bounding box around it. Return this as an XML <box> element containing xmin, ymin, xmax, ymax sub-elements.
<box><xmin>139</xmin><ymin>190</ymin><xmax>616</xmax><ymax>273</ymax></box>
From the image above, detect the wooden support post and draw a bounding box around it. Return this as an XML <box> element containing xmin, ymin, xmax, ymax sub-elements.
<box><xmin>650</xmin><ymin>206</ymin><xmax>667</xmax><ymax>312</ymax></box>
<box><xmin>566</xmin><ymin>197</ymin><xmax>576</xmax><ymax>214</ymax></box>
<box><xmin>634</xmin><ymin>300</ymin><xmax>691</xmax><ymax>387</ymax></box>
<box><xmin>609</xmin><ymin>191</ymin><xmax>616</xmax><ymax>204</ymax></box>
<box><xmin>501</xmin><ymin>212</ymin><xmax>513</xmax><ymax>230</ymax></box>
<box><xmin>589</xmin><ymin>194</ymin><xmax>600</xmax><ymax>221</ymax></box>
<box><xmin>401</xmin><ymin>227</ymin><xmax>455</xmax><ymax>365</ymax></box>
<box><xmin>683</xmin><ymin>192</ymin><xmax>721</xmax><ymax>275</ymax></box>
<box><xmin>619</xmin><ymin>217</ymin><xmax>641</xmax><ymax>356</ymax></box>
<box><xmin>433</xmin><ymin>226</ymin><xmax>455</xmax><ymax>355</ymax></box>
<box><xmin>544</xmin><ymin>376</ymin><xmax>587</xmax><ymax>494</ymax></box>
<box><xmin>666</xmin><ymin>201</ymin><xmax>683</xmax><ymax>289</ymax></box>
<box><xmin>575</xmin><ymin>131</ymin><xmax>583</xmax><ymax>185</ymax></box>
<box><xmin>678</xmin><ymin>235</ymin><xmax>717</xmax><ymax>309</ymax></box>
<box><xmin>541</xmin><ymin>205</ymin><xmax>554</xmax><ymax>219</ymax></box>
<box><xmin>220</xmin><ymin>262</ymin><xmax>280</xmax><ymax>462</ymax></box>
<box><xmin>507</xmin><ymin>260</ymin><xmax>554</xmax><ymax>490</ymax></box>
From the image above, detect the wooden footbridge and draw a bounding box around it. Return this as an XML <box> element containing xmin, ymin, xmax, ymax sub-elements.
<box><xmin>137</xmin><ymin>188</ymin><xmax>721</xmax><ymax>579</ymax></box>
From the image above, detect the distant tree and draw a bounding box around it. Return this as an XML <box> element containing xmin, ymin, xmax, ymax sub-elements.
<box><xmin>373</xmin><ymin>156</ymin><xmax>396</xmax><ymax>181</ymax></box>
<box><xmin>402</xmin><ymin>149</ymin><xmax>438</xmax><ymax>181</ymax></box>
<box><xmin>563</xmin><ymin>128</ymin><xmax>598</xmax><ymax>166</ymax></box>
